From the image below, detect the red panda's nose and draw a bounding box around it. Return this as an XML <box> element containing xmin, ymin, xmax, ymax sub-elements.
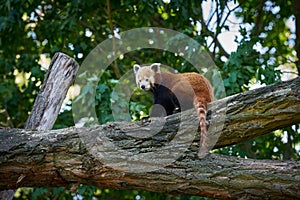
<box><xmin>141</xmin><ymin>85</ymin><xmax>145</xmax><ymax>89</ymax></box>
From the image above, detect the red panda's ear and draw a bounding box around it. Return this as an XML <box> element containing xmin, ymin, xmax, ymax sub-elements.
<box><xmin>150</xmin><ymin>63</ymin><xmax>161</xmax><ymax>74</ymax></box>
<box><xmin>133</xmin><ymin>64</ymin><xmax>140</xmax><ymax>74</ymax></box>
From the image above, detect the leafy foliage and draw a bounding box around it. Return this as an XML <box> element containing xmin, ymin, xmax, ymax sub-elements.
<box><xmin>1</xmin><ymin>0</ymin><xmax>299</xmax><ymax>199</ymax></box>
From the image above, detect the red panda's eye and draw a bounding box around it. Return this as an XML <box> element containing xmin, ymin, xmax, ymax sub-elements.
<box><xmin>145</xmin><ymin>79</ymin><xmax>149</xmax><ymax>81</ymax></box>
<box><xmin>139</xmin><ymin>80</ymin><xmax>141</xmax><ymax>82</ymax></box>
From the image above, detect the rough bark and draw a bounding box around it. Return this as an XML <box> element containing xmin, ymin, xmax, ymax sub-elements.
<box><xmin>293</xmin><ymin>0</ymin><xmax>300</xmax><ymax>75</ymax></box>
<box><xmin>0</xmin><ymin>52</ymin><xmax>79</xmax><ymax>199</ymax></box>
<box><xmin>25</xmin><ymin>52</ymin><xmax>79</xmax><ymax>130</ymax></box>
<box><xmin>0</xmin><ymin>76</ymin><xmax>299</xmax><ymax>199</ymax></box>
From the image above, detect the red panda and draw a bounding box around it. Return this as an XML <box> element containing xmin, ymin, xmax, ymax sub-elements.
<box><xmin>133</xmin><ymin>63</ymin><xmax>214</xmax><ymax>158</ymax></box>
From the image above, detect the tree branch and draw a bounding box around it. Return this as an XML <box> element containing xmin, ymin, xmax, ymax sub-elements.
<box><xmin>0</xmin><ymin>52</ymin><xmax>79</xmax><ymax>200</ymax></box>
<box><xmin>199</xmin><ymin>2</ymin><xmax>230</xmax><ymax>58</ymax></box>
<box><xmin>0</xmin><ymin>76</ymin><xmax>300</xmax><ymax>199</ymax></box>
<box><xmin>25</xmin><ymin>52</ymin><xmax>79</xmax><ymax>130</ymax></box>
<box><xmin>293</xmin><ymin>0</ymin><xmax>300</xmax><ymax>75</ymax></box>
<box><xmin>106</xmin><ymin>0</ymin><xmax>121</xmax><ymax>79</ymax></box>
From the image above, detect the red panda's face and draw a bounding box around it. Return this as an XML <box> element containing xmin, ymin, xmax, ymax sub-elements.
<box><xmin>133</xmin><ymin>64</ymin><xmax>160</xmax><ymax>91</ymax></box>
<box><xmin>135</xmin><ymin>67</ymin><xmax>155</xmax><ymax>91</ymax></box>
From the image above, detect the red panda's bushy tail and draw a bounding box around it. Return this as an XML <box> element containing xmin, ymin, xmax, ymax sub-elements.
<box><xmin>193</xmin><ymin>98</ymin><xmax>209</xmax><ymax>158</ymax></box>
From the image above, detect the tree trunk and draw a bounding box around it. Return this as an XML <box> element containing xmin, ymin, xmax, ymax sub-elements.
<box><xmin>293</xmin><ymin>0</ymin><xmax>300</xmax><ymax>75</ymax></box>
<box><xmin>0</xmin><ymin>76</ymin><xmax>299</xmax><ymax>199</ymax></box>
<box><xmin>0</xmin><ymin>52</ymin><xmax>79</xmax><ymax>200</ymax></box>
<box><xmin>25</xmin><ymin>52</ymin><xmax>79</xmax><ymax>130</ymax></box>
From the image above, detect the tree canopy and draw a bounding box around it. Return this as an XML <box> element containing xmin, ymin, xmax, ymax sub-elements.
<box><xmin>0</xmin><ymin>0</ymin><xmax>299</xmax><ymax>199</ymax></box>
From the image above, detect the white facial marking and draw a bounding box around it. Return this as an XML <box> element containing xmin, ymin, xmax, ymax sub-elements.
<box><xmin>139</xmin><ymin>76</ymin><xmax>152</xmax><ymax>90</ymax></box>
<box><xmin>134</xmin><ymin>65</ymin><xmax>156</xmax><ymax>91</ymax></box>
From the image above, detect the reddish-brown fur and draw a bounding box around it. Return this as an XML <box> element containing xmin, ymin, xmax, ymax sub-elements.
<box><xmin>160</xmin><ymin>72</ymin><xmax>213</xmax><ymax>157</ymax></box>
<box><xmin>134</xmin><ymin>64</ymin><xmax>214</xmax><ymax>158</ymax></box>
<box><xmin>182</xmin><ymin>73</ymin><xmax>213</xmax><ymax>158</ymax></box>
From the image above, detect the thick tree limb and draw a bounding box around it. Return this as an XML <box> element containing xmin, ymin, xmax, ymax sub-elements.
<box><xmin>0</xmin><ymin>52</ymin><xmax>79</xmax><ymax>199</ymax></box>
<box><xmin>0</xmin><ymin>76</ymin><xmax>300</xmax><ymax>199</ymax></box>
<box><xmin>213</xmin><ymin>76</ymin><xmax>300</xmax><ymax>148</ymax></box>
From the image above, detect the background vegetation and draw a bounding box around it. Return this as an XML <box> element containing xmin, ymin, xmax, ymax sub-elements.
<box><xmin>0</xmin><ymin>0</ymin><xmax>299</xmax><ymax>199</ymax></box>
